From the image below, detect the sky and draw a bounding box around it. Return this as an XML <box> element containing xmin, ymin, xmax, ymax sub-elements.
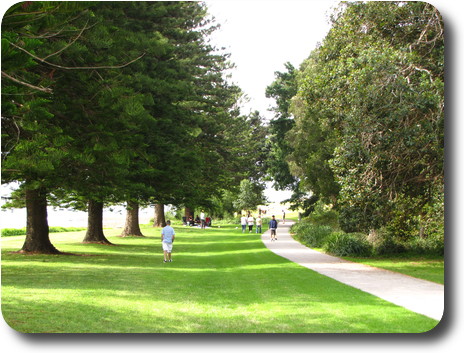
<box><xmin>206</xmin><ymin>0</ymin><xmax>337</xmax><ymax>202</ymax></box>
<box><xmin>206</xmin><ymin>0</ymin><xmax>336</xmax><ymax>119</ymax></box>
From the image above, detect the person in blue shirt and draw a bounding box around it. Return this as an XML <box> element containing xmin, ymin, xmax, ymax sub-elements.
<box><xmin>269</xmin><ymin>215</ymin><xmax>278</xmax><ymax>241</ymax></box>
<box><xmin>161</xmin><ymin>220</ymin><xmax>176</xmax><ymax>262</ymax></box>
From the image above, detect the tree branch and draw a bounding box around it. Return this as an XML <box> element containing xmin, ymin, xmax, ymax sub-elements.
<box><xmin>1</xmin><ymin>71</ymin><xmax>52</xmax><ymax>93</ymax></box>
<box><xmin>42</xmin><ymin>19</ymin><xmax>90</xmax><ymax>60</ymax></box>
<box><xmin>9</xmin><ymin>42</ymin><xmax>146</xmax><ymax>70</ymax></box>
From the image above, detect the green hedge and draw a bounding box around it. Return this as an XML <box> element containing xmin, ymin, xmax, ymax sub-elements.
<box><xmin>291</xmin><ymin>222</ymin><xmax>333</xmax><ymax>248</ymax></box>
<box><xmin>323</xmin><ymin>232</ymin><xmax>372</xmax><ymax>257</ymax></box>
<box><xmin>1</xmin><ymin>227</ymin><xmax>86</xmax><ymax>237</ymax></box>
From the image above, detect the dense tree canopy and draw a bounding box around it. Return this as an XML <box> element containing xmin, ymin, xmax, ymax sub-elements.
<box><xmin>267</xmin><ymin>1</ymin><xmax>444</xmax><ymax>237</ymax></box>
<box><xmin>1</xmin><ymin>1</ymin><xmax>264</xmax><ymax>252</ymax></box>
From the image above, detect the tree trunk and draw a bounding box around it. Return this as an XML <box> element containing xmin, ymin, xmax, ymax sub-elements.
<box><xmin>121</xmin><ymin>201</ymin><xmax>144</xmax><ymax>237</ymax></box>
<box><xmin>83</xmin><ymin>199</ymin><xmax>112</xmax><ymax>244</ymax></box>
<box><xmin>184</xmin><ymin>207</ymin><xmax>194</xmax><ymax>220</ymax></box>
<box><xmin>20</xmin><ymin>186</ymin><xmax>60</xmax><ymax>254</ymax></box>
<box><xmin>153</xmin><ymin>203</ymin><xmax>166</xmax><ymax>228</ymax></box>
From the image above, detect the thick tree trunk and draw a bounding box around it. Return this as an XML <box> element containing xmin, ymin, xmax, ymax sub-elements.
<box><xmin>83</xmin><ymin>199</ymin><xmax>112</xmax><ymax>244</ymax></box>
<box><xmin>153</xmin><ymin>203</ymin><xmax>166</xmax><ymax>228</ymax></box>
<box><xmin>184</xmin><ymin>207</ymin><xmax>194</xmax><ymax>220</ymax></box>
<box><xmin>20</xmin><ymin>187</ymin><xmax>60</xmax><ymax>254</ymax></box>
<box><xmin>121</xmin><ymin>201</ymin><xmax>144</xmax><ymax>237</ymax></box>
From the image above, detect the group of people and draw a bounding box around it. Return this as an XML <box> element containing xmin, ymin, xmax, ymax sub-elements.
<box><xmin>183</xmin><ymin>211</ymin><xmax>212</xmax><ymax>229</ymax></box>
<box><xmin>240</xmin><ymin>214</ymin><xmax>278</xmax><ymax>240</ymax></box>
<box><xmin>240</xmin><ymin>213</ymin><xmax>262</xmax><ymax>233</ymax></box>
<box><xmin>161</xmin><ymin>212</ymin><xmax>281</xmax><ymax>263</ymax></box>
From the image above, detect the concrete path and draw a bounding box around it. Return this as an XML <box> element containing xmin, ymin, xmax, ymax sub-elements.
<box><xmin>261</xmin><ymin>221</ymin><xmax>444</xmax><ymax>321</ymax></box>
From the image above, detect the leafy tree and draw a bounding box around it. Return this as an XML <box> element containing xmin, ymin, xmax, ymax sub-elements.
<box><xmin>265</xmin><ymin>62</ymin><xmax>298</xmax><ymax>191</ymax></box>
<box><xmin>286</xmin><ymin>1</ymin><xmax>444</xmax><ymax>236</ymax></box>
<box><xmin>1</xmin><ymin>2</ymin><xmax>96</xmax><ymax>253</ymax></box>
<box><xmin>233</xmin><ymin>179</ymin><xmax>267</xmax><ymax>214</ymax></box>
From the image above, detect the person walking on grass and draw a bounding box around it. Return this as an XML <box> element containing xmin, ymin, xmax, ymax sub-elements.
<box><xmin>247</xmin><ymin>214</ymin><xmax>254</xmax><ymax>233</ymax></box>
<box><xmin>256</xmin><ymin>215</ymin><xmax>262</xmax><ymax>233</ymax></box>
<box><xmin>269</xmin><ymin>215</ymin><xmax>278</xmax><ymax>241</ymax></box>
<box><xmin>240</xmin><ymin>214</ymin><xmax>247</xmax><ymax>233</ymax></box>
<box><xmin>161</xmin><ymin>220</ymin><xmax>175</xmax><ymax>262</ymax></box>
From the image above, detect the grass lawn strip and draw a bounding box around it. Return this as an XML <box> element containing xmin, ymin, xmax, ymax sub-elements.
<box><xmin>1</xmin><ymin>224</ymin><xmax>439</xmax><ymax>333</ymax></box>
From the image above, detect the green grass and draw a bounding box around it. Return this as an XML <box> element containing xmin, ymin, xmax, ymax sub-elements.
<box><xmin>305</xmin><ymin>247</ymin><xmax>444</xmax><ymax>285</ymax></box>
<box><xmin>342</xmin><ymin>256</ymin><xmax>444</xmax><ymax>284</ymax></box>
<box><xmin>1</xmin><ymin>224</ymin><xmax>439</xmax><ymax>333</ymax></box>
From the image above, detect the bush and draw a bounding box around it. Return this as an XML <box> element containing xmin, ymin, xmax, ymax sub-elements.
<box><xmin>1</xmin><ymin>228</ymin><xmax>27</xmax><ymax>236</ymax></box>
<box><xmin>291</xmin><ymin>222</ymin><xmax>333</xmax><ymax>248</ymax></box>
<box><xmin>369</xmin><ymin>229</ymin><xmax>407</xmax><ymax>256</ymax></box>
<box><xmin>406</xmin><ymin>234</ymin><xmax>445</xmax><ymax>256</ymax></box>
<box><xmin>307</xmin><ymin>209</ymin><xmax>339</xmax><ymax>229</ymax></box>
<box><xmin>323</xmin><ymin>232</ymin><xmax>372</xmax><ymax>257</ymax></box>
<box><xmin>1</xmin><ymin>226</ymin><xmax>86</xmax><ymax>237</ymax></box>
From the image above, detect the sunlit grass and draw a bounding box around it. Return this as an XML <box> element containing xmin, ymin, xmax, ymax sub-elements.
<box><xmin>1</xmin><ymin>224</ymin><xmax>439</xmax><ymax>333</ymax></box>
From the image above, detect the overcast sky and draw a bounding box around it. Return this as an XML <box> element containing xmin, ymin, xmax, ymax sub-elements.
<box><xmin>206</xmin><ymin>0</ymin><xmax>337</xmax><ymax>119</ymax></box>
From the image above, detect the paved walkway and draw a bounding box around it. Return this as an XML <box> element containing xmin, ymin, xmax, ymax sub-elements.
<box><xmin>261</xmin><ymin>221</ymin><xmax>444</xmax><ymax>321</ymax></box>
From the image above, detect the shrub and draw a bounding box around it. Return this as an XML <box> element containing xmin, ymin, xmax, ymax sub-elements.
<box><xmin>323</xmin><ymin>232</ymin><xmax>372</xmax><ymax>257</ymax></box>
<box><xmin>307</xmin><ymin>209</ymin><xmax>339</xmax><ymax>229</ymax></box>
<box><xmin>1</xmin><ymin>226</ymin><xmax>86</xmax><ymax>237</ymax></box>
<box><xmin>291</xmin><ymin>222</ymin><xmax>333</xmax><ymax>248</ymax></box>
<box><xmin>406</xmin><ymin>234</ymin><xmax>445</xmax><ymax>256</ymax></box>
<box><xmin>1</xmin><ymin>228</ymin><xmax>27</xmax><ymax>236</ymax></box>
<box><xmin>369</xmin><ymin>229</ymin><xmax>407</xmax><ymax>256</ymax></box>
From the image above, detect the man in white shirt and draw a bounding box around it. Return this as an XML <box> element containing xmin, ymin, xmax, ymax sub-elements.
<box><xmin>161</xmin><ymin>220</ymin><xmax>176</xmax><ymax>262</ymax></box>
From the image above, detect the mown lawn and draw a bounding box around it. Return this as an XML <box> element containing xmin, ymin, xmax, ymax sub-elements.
<box><xmin>1</xmin><ymin>223</ymin><xmax>439</xmax><ymax>333</ymax></box>
<box><xmin>343</xmin><ymin>256</ymin><xmax>444</xmax><ymax>285</ymax></box>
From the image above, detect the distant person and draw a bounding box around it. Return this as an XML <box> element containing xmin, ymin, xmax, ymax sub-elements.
<box><xmin>240</xmin><ymin>214</ymin><xmax>247</xmax><ymax>233</ymax></box>
<box><xmin>282</xmin><ymin>209</ymin><xmax>286</xmax><ymax>224</ymax></box>
<box><xmin>206</xmin><ymin>216</ymin><xmax>211</xmax><ymax>227</ymax></box>
<box><xmin>200</xmin><ymin>210</ymin><xmax>206</xmax><ymax>229</ymax></box>
<box><xmin>269</xmin><ymin>215</ymin><xmax>278</xmax><ymax>241</ymax></box>
<box><xmin>255</xmin><ymin>215</ymin><xmax>262</xmax><ymax>233</ymax></box>
<box><xmin>247</xmin><ymin>214</ymin><xmax>254</xmax><ymax>233</ymax></box>
<box><xmin>161</xmin><ymin>220</ymin><xmax>175</xmax><ymax>262</ymax></box>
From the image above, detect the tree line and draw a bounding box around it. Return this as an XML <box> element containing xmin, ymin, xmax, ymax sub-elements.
<box><xmin>1</xmin><ymin>1</ymin><xmax>268</xmax><ymax>254</ymax></box>
<box><xmin>2</xmin><ymin>1</ymin><xmax>445</xmax><ymax>254</ymax></box>
<box><xmin>266</xmin><ymin>2</ymin><xmax>444</xmax><ymax>242</ymax></box>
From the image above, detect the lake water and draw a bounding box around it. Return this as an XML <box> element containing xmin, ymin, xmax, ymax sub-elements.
<box><xmin>0</xmin><ymin>205</ymin><xmax>153</xmax><ymax>229</ymax></box>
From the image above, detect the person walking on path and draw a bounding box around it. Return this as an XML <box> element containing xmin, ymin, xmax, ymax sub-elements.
<box><xmin>247</xmin><ymin>214</ymin><xmax>254</xmax><ymax>233</ymax></box>
<box><xmin>255</xmin><ymin>215</ymin><xmax>262</xmax><ymax>233</ymax></box>
<box><xmin>269</xmin><ymin>215</ymin><xmax>278</xmax><ymax>241</ymax></box>
<box><xmin>240</xmin><ymin>214</ymin><xmax>247</xmax><ymax>233</ymax></box>
<box><xmin>161</xmin><ymin>220</ymin><xmax>175</xmax><ymax>262</ymax></box>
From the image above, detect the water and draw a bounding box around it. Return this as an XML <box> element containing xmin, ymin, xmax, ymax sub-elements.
<box><xmin>0</xmin><ymin>205</ymin><xmax>154</xmax><ymax>229</ymax></box>
<box><xmin>1</xmin><ymin>182</ymin><xmax>154</xmax><ymax>229</ymax></box>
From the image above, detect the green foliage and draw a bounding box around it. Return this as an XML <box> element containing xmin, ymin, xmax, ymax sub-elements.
<box><xmin>232</xmin><ymin>179</ymin><xmax>266</xmax><ymax>213</ymax></box>
<box><xmin>306</xmin><ymin>204</ymin><xmax>339</xmax><ymax>229</ymax></box>
<box><xmin>405</xmin><ymin>234</ymin><xmax>445</xmax><ymax>257</ymax></box>
<box><xmin>368</xmin><ymin>229</ymin><xmax>407</xmax><ymax>256</ymax></box>
<box><xmin>323</xmin><ymin>232</ymin><xmax>372</xmax><ymax>257</ymax></box>
<box><xmin>284</xmin><ymin>1</ymin><xmax>443</xmax><ymax>241</ymax></box>
<box><xmin>291</xmin><ymin>221</ymin><xmax>333</xmax><ymax>248</ymax></box>
<box><xmin>1</xmin><ymin>226</ymin><xmax>85</xmax><ymax>237</ymax></box>
<box><xmin>265</xmin><ymin>62</ymin><xmax>298</xmax><ymax>191</ymax></box>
